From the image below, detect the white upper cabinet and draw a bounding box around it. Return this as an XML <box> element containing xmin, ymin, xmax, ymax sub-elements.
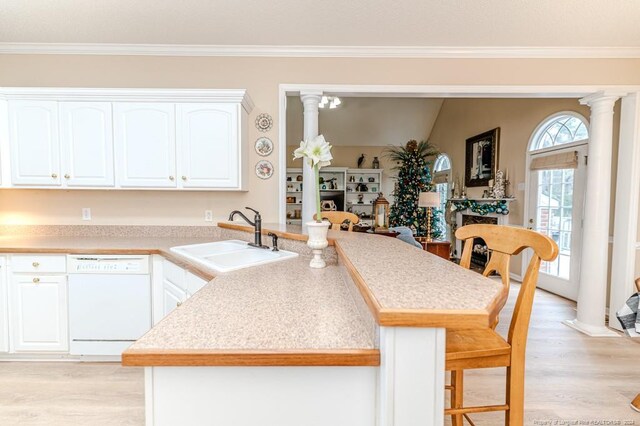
<box><xmin>177</xmin><ymin>103</ymin><xmax>239</xmax><ymax>189</ymax></box>
<box><xmin>8</xmin><ymin>101</ymin><xmax>61</xmax><ymax>186</ymax></box>
<box><xmin>60</xmin><ymin>102</ymin><xmax>115</xmax><ymax>187</ymax></box>
<box><xmin>114</xmin><ymin>103</ymin><xmax>177</xmax><ymax>188</ymax></box>
<box><xmin>1</xmin><ymin>89</ymin><xmax>253</xmax><ymax>190</ymax></box>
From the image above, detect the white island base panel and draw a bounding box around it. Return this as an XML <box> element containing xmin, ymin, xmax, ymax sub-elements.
<box><xmin>143</xmin><ymin>327</ymin><xmax>445</xmax><ymax>426</ymax></box>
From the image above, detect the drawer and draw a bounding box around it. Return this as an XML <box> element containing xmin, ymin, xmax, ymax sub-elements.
<box><xmin>163</xmin><ymin>259</ymin><xmax>186</xmax><ymax>290</ymax></box>
<box><xmin>12</xmin><ymin>255</ymin><xmax>67</xmax><ymax>273</ymax></box>
<box><xmin>186</xmin><ymin>272</ymin><xmax>208</xmax><ymax>296</ymax></box>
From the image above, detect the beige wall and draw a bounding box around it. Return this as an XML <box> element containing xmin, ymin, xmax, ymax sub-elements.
<box><xmin>0</xmin><ymin>54</ymin><xmax>639</xmax><ymax>225</ymax></box>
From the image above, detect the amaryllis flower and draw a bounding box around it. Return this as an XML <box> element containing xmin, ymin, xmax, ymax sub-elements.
<box><xmin>293</xmin><ymin>135</ymin><xmax>333</xmax><ymax>169</ymax></box>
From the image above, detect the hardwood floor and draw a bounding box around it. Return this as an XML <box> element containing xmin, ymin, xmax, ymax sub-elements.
<box><xmin>446</xmin><ymin>283</ymin><xmax>640</xmax><ymax>425</ymax></box>
<box><xmin>0</xmin><ymin>362</ymin><xmax>144</xmax><ymax>425</ymax></box>
<box><xmin>0</xmin><ymin>286</ymin><xmax>637</xmax><ymax>425</ymax></box>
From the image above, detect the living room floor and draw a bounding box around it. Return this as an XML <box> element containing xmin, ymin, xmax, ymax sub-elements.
<box><xmin>0</xmin><ymin>286</ymin><xmax>637</xmax><ymax>426</ymax></box>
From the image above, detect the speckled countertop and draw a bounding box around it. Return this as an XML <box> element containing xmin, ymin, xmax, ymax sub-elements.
<box><xmin>0</xmin><ymin>223</ymin><xmax>505</xmax><ymax>366</ymax></box>
<box><xmin>128</xmin><ymin>257</ymin><xmax>375</xmax><ymax>351</ymax></box>
<box><xmin>220</xmin><ymin>222</ymin><xmax>505</xmax><ymax>328</ymax></box>
<box><xmin>244</xmin><ymin>222</ymin><xmax>502</xmax><ymax>310</ymax></box>
<box><xmin>335</xmin><ymin>232</ymin><xmax>502</xmax><ymax>311</ymax></box>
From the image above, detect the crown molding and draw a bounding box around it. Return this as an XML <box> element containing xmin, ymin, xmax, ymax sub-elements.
<box><xmin>1</xmin><ymin>43</ymin><xmax>640</xmax><ymax>58</ymax></box>
<box><xmin>0</xmin><ymin>87</ymin><xmax>255</xmax><ymax>113</ymax></box>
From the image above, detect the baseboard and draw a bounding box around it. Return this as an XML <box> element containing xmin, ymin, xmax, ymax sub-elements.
<box><xmin>509</xmin><ymin>272</ymin><xmax>523</xmax><ymax>283</ymax></box>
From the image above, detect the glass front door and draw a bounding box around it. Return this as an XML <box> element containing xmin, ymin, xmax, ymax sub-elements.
<box><xmin>527</xmin><ymin>144</ymin><xmax>587</xmax><ymax>301</ymax></box>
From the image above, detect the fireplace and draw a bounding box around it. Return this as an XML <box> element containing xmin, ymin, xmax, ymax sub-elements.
<box><xmin>461</xmin><ymin>214</ymin><xmax>498</xmax><ymax>270</ymax></box>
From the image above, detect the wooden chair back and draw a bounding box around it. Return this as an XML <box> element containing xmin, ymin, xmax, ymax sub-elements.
<box><xmin>313</xmin><ymin>211</ymin><xmax>360</xmax><ymax>231</ymax></box>
<box><xmin>455</xmin><ymin>224</ymin><xmax>558</xmax><ymax>350</ymax></box>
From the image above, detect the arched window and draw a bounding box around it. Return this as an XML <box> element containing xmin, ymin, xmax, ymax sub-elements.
<box><xmin>530</xmin><ymin>113</ymin><xmax>589</xmax><ymax>152</ymax></box>
<box><xmin>433</xmin><ymin>154</ymin><xmax>451</xmax><ymax>239</ymax></box>
<box><xmin>434</xmin><ymin>154</ymin><xmax>451</xmax><ymax>172</ymax></box>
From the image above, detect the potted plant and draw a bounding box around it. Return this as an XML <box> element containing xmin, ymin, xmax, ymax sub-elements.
<box><xmin>293</xmin><ymin>135</ymin><xmax>333</xmax><ymax>268</ymax></box>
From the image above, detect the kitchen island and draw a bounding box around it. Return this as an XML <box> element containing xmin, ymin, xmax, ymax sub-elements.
<box><xmin>0</xmin><ymin>223</ymin><xmax>503</xmax><ymax>426</ymax></box>
<box><xmin>123</xmin><ymin>222</ymin><xmax>504</xmax><ymax>426</ymax></box>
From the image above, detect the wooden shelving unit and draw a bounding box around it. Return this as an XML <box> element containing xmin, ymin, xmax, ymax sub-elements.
<box><xmin>284</xmin><ymin>167</ymin><xmax>383</xmax><ymax>225</ymax></box>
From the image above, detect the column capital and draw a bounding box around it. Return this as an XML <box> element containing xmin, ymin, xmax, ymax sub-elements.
<box><xmin>579</xmin><ymin>91</ymin><xmax>626</xmax><ymax>108</ymax></box>
<box><xmin>300</xmin><ymin>90</ymin><xmax>323</xmax><ymax>103</ymax></box>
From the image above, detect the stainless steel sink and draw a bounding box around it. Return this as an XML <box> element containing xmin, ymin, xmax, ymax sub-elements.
<box><xmin>170</xmin><ymin>240</ymin><xmax>298</xmax><ymax>273</ymax></box>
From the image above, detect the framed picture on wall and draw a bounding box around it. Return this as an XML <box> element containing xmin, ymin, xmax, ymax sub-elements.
<box><xmin>464</xmin><ymin>128</ymin><xmax>500</xmax><ymax>187</ymax></box>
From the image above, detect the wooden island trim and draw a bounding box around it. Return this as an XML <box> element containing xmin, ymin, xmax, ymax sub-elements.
<box><xmin>122</xmin><ymin>348</ymin><xmax>380</xmax><ymax>367</ymax></box>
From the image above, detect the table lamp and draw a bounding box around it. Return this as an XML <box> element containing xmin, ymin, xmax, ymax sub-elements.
<box><xmin>418</xmin><ymin>192</ymin><xmax>441</xmax><ymax>242</ymax></box>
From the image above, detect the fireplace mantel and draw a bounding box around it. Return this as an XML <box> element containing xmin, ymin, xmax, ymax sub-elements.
<box><xmin>451</xmin><ymin>198</ymin><xmax>516</xmax><ymax>259</ymax></box>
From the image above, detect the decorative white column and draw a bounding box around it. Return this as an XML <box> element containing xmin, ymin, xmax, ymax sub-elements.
<box><xmin>300</xmin><ymin>91</ymin><xmax>323</xmax><ymax>226</ymax></box>
<box><xmin>609</xmin><ymin>93</ymin><xmax>640</xmax><ymax>330</ymax></box>
<box><xmin>565</xmin><ymin>92</ymin><xmax>622</xmax><ymax>337</ymax></box>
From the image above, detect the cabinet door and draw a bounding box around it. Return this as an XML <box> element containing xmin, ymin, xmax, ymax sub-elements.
<box><xmin>186</xmin><ymin>272</ymin><xmax>208</xmax><ymax>296</ymax></box>
<box><xmin>60</xmin><ymin>102</ymin><xmax>115</xmax><ymax>187</ymax></box>
<box><xmin>11</xmin><ymin>275</ymin><xmax>68</xmax><ymax>352</ymax></box>
<box><xmin>0</xmin><ymin>258</ymin><xmax>7</xmax><ymax>353</ymax></box>
<box><xmin>177</xmin><ymin>104</ymin><xmax>239</xmax><ymax>188</ymax></box>
<box><xmin>8</xmin><ymin>100</ymin><xmax>61</xmax><ymax>186</ymax></box>
<box><xmin>113</xmin><ymin>103</ymin><xmax>177</xmax><ymax>188</ymax></box>
<box><xmin>162</xmin><ymin>279</ymin><xmax>186</xmax><ymax>318</ymax></box>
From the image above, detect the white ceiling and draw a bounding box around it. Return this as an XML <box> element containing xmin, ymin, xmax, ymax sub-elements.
<box><xmin>1</xmin><ymin>0</ymin><xmax>639</xmax><ymax>48</ymax></box>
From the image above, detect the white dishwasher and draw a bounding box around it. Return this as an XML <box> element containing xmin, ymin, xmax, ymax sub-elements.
<box><xmin>68</xmin><ymin>255</ymin><xmax>151</xmax><ymax>356</ymax></box>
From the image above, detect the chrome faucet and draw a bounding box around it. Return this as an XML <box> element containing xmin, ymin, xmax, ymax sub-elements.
<box><xmin>228</xmin><ymin>207</ymin><xmax>268</xmax><ymax>249</ymax></box>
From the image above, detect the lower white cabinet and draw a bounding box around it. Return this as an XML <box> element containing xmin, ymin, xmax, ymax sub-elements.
<box><xmin>162</xmin><ymin>279</ymin><xmax>186</xmax><ymax>317</ymax></box>
<box><xmin>0</xmin><ymin>258</ymin><xmax>8</xmax><ymax>353</ymax></box>
<box><xmin>10</xmin><ymin>274</ymin><xmax>68</xmax><ymax>352</ymax></box>
<box><xmin>186</xmin><ymin>272</ymin><xmax>207</xmax><ymax>297</ymax></box>
<box><xmin>158</xmin><ymin>259</ymin><xmax>209</xmax><ymax>319</ymax></box>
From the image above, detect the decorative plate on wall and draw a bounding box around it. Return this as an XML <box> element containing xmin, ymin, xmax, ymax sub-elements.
<box><xmin>255</xmin><ymin>160</ymin><xmax>274</xmax><ymax>179</ymax></box>
<box><xmin>255</xmin><ymin>137</ymin><xmax>273</xmax><ymax>156</ymax></box>
<box><xmin>255</xmin><ymin>113</ymin><xmax>273</xmax><ymax>132</ymax></box>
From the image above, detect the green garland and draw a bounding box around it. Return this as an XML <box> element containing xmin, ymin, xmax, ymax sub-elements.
<box><xmin>449</xmin><ymin>199</ymin><xmax>509</xmax><ymax>216</ymax></box>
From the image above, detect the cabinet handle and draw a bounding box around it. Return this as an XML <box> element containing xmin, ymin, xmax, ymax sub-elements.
<box><xmin>33</xmin><ymin>277</ymin><xmax>40</xmax><ymax>284</ymax></box>
<box><xmin>181</xmin><ymin>176</ymin><xmax>187</xmax><ymax>181</ymax></box>
<box><xmin>32</xmin><ymin>262</ymin><xmax>40</xmax><ymax>268</ymax></box>
<box><xmin>51</xmin><ymin>173</ymin><xmax>58</xmax><ymax>179</ymax></box>
<box><xmin>176</xmin><ymin>301</ymin><xmax>182</xmax><ymax>307</ymax></box>
<box><xmin>64</xmin><ymin>174</ymin><xmax>70</xmax><ymax>179</ymax></box>
<box><xmin>169</xmin><ymin>176</ymin><xmax>175</xmax><ymax>181</ymax></box>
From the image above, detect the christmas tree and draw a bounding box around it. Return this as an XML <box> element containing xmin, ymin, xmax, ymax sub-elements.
<box><xmin>386</xmin><ymin>140</ymin><xmax>444</xmax><ymax>239</ymax></box>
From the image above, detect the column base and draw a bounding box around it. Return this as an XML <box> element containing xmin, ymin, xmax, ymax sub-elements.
<box><xmin>563</xmin><ymin>319</ymin><xmax>619</xmax><ymax>337</ymax></box>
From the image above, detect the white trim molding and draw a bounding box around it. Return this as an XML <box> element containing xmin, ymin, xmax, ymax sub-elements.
<box><xmin>1</xmin><ymin>43</ymin><xmax>640</xmax><ymax>59</ymax></box>
<box><xmin>0</xmin><ymin>87</ymin><xmax>255</xmax><ymax>113</ymax></box>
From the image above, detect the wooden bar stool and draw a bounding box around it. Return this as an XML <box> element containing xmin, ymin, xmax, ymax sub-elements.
<box><xmin>313</xmin><ymin>211</ymin><xmax>359</xmax><ymax>231</ymax></box>
<box><xmin>447</xmin><ymin>224</ymin><xmax>559</xmax><ymax>425</ymax></box>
